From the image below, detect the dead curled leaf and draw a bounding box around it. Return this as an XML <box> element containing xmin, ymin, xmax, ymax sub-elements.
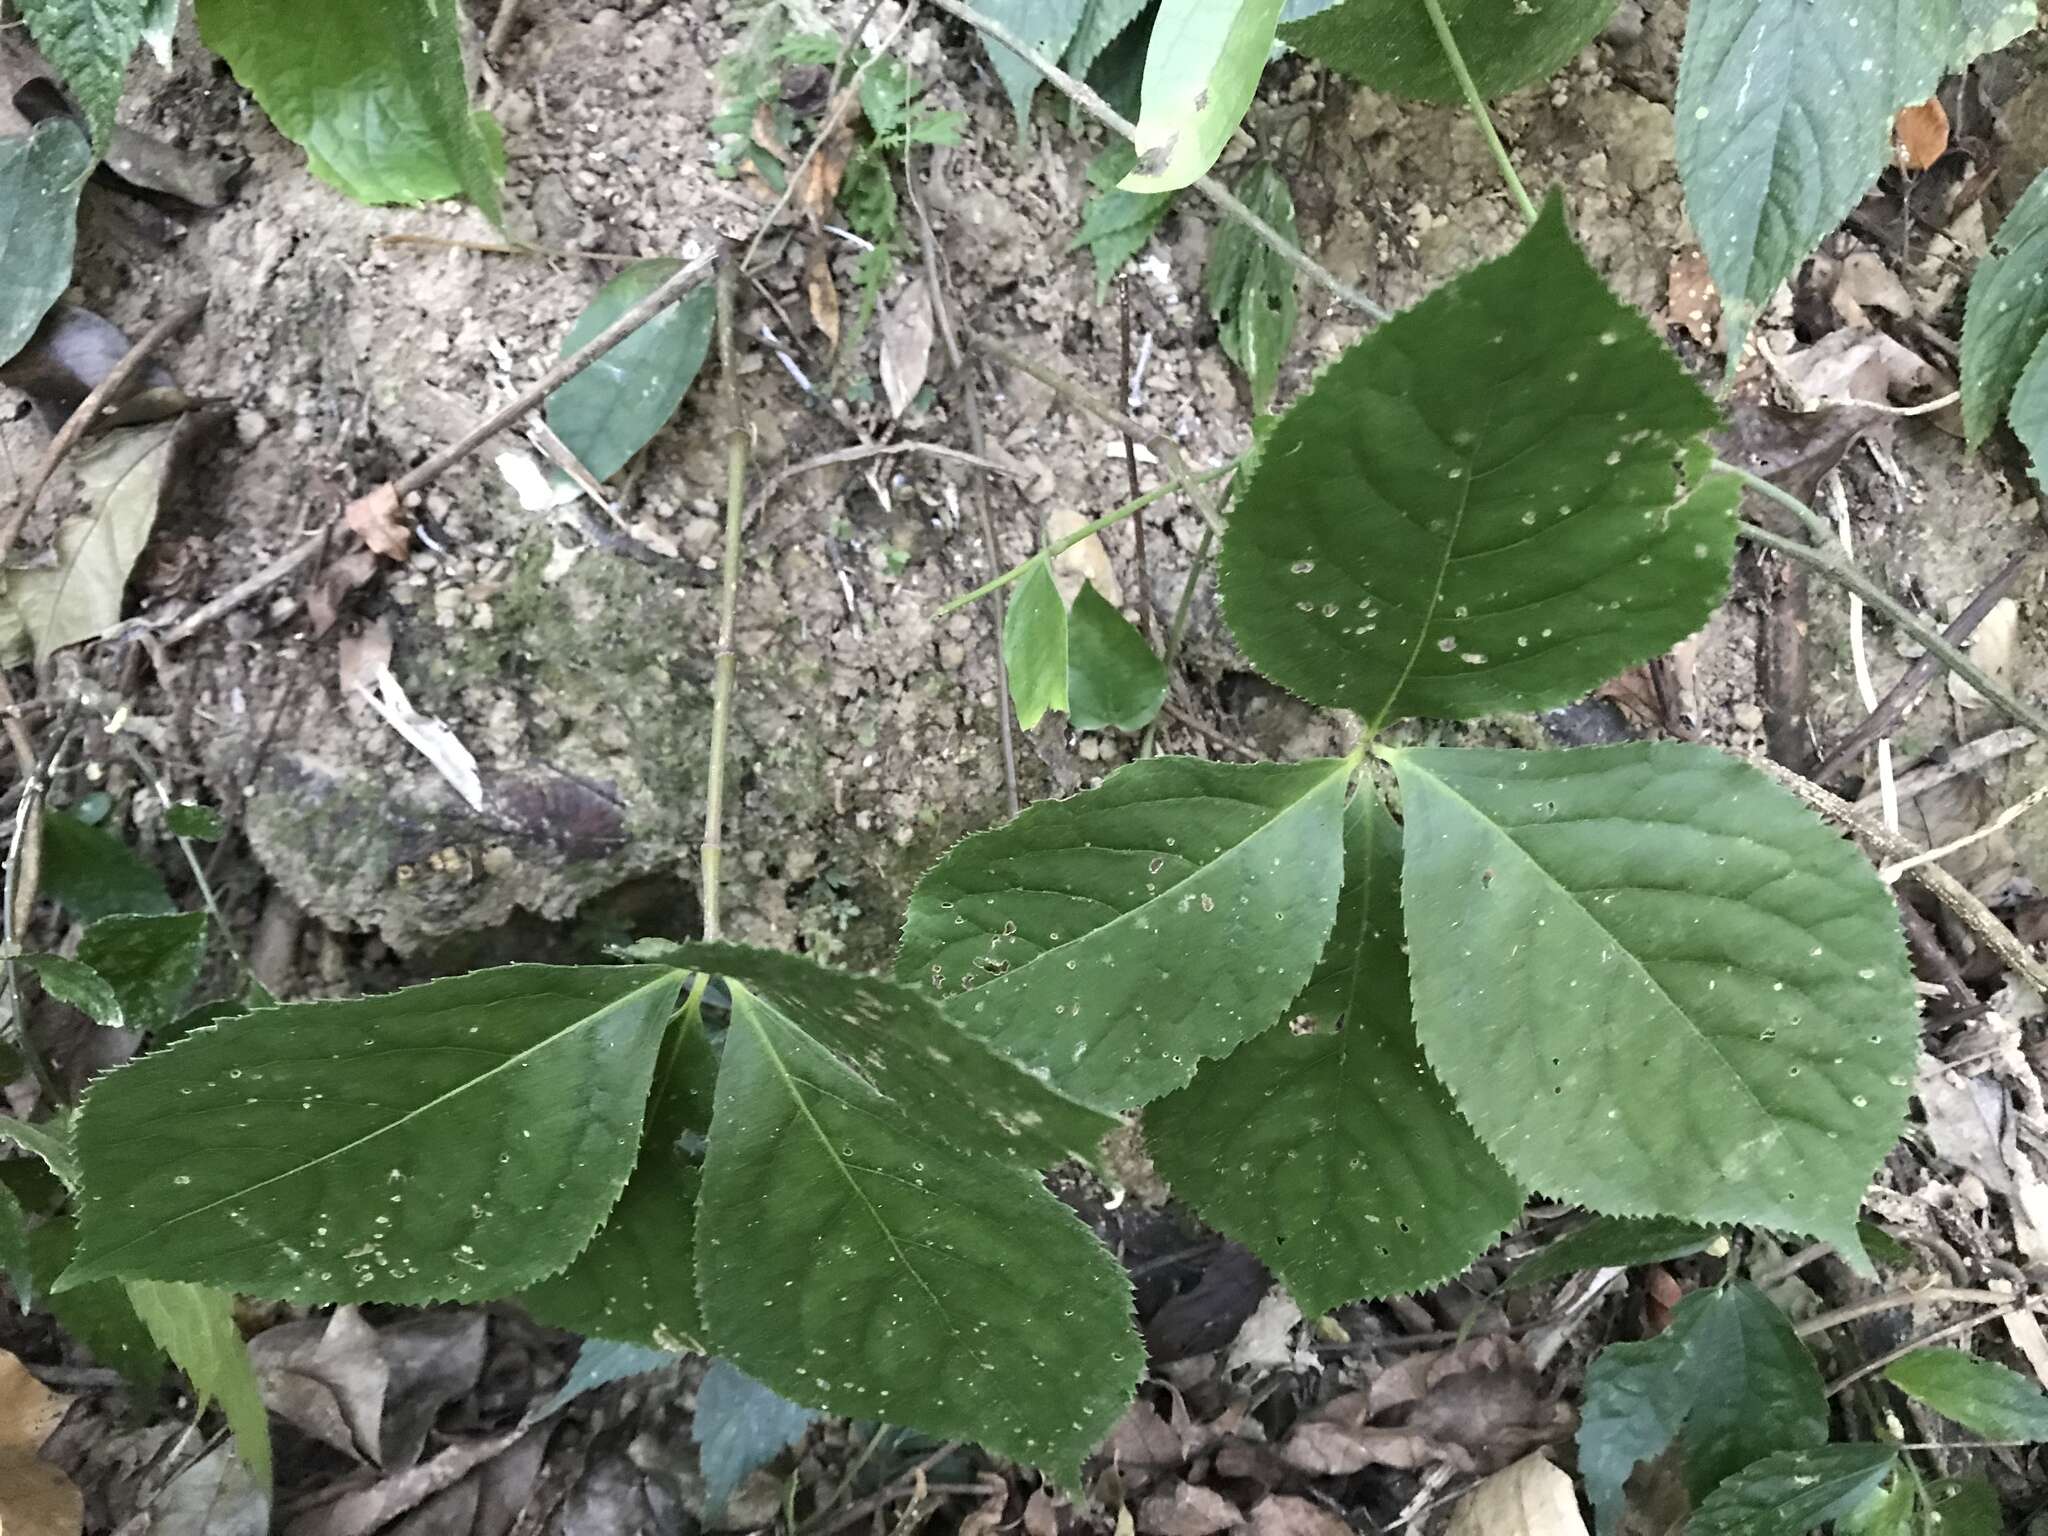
<box><xmin>879</xmin><ymin>277</ymin><xmax>937</xmax><ymax>421</ymax></box>
<box><xmin>1895</xmin><ymin>97</ymin><xmax>1950</xmax><ymax>171</ymax></box>
<box><xmin>1445</xmin><ymin>1454</ymin><xmax>1589</xmax><ymax>1536</ymax></box>
<box><xmin>344</xmin><ymin>482</ymin><xmax>410</xmax><ymax>561</ymax></box>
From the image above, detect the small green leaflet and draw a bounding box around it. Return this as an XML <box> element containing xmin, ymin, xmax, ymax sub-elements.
<box><xmin>1962</xmin><ymin>170</ymin><xmax>2048</xmax><ymax>450</ymax></box>
<box><xmin>693</xmin><ymin>1358</ymin><xmax>820</xmax><ymax>1514</ymax></box>
<box><xmin>1677</xmin><ymin>0</ymin><xmax>2034</xmax><ymax>362</ymax></box>
<box><xmin>681</xmin><ymin>943</ymin><xmax>1136</xmax><ymax>1485</ymax></box>
<box><xmin>1066</xmin><ymin>0</ymin><xmax>1153</xmax><ymax>82</ymax></box>
<box><xmin>1068</xmin><ymin>583</ymin><xmax>1167</xmax><ymax>731</ymax></box>
<box><xmin>1578</xmin><ymin>1283</ymin><xmax>1827</xmax><ymax>1533</ymax></box>
<box><xmin>1884</xmin><ymin>1348</ymin><xmax>2048</xmax><ymax>1440</ymax></box>
<box><xmin>1122</xmin><ymin>0</ymin><xmax>1285</xmax><ymax>194</ymax></box>
<box><xmin>520</xmin><ymin>1006</ymin><xmax>717</xmax><ymax>1352</ymax></box>
<box><xmin>0</xmin><ymin>120</ymin><xmax>92</xmax><ymax>369</ymax></box>
<box><xmin>1281</xmin><ymin>0</ymin><xmax>1614</xmax><ymax>104</ymax></box>
<box><xmin>1070</xmin><ymin>141</ymin><xmax>1177</xmax><ymax>300</ymax></box>
<box><xmin>1509</xmin><ymin>1215</ymin><xmax>1718</xmax><ymax>1290</ymax></box>
<box><xmin>1003</xmin><ymin>556</ymin><xmax>1068</xmax><ymax>729</ymax></box>
<box><xmin>1220</xmin><ymin>195</ymin><xmax>1736</xmax><ymax>729</ymax></box>
<box><xmin>532</xmin><ymin>1339</ymin><xmax>676</xmax><ymax>1420</ymax></box>
<box><xmin>545</xmin><ymin>261</ymin><xmax>716</xmax><ymax>483</ymax></box>
<box><xmin>166</xmin><ymin>802</ymin><xmax>225</xmax><ymax>841</ymax></box>
<box><xmin>1688</xmin><ymin>1445</ymin><xmax>1896</xmax><ymax>1536</ymax></box>
<box><xmin>973</xmin><ymin>0</ymin><xmax>1090</xmax><ymax>133</ymax></box>
<box><xmin>1392</xmin><ymin>743</ymin><xmax>1917</xmax><ymax>1255</ymax></box>
<box><xmin>1147</xmin><ymin>793</ymin><xmax>1521</xmax><ymax>1316</ymax></box>
<box><xmin>39</xmin><ymin>808</ymin><xmax>175</xmax><ymax>921</ymax></box>
<box><xmin>128</xmin><ymin>1279</ymin><xmax>273</xmax><ymax>1486</ymax></box>
<box><xmin>76</xmin><ymin>910</ymin><xmax>207</xmax><ymax>1031</ymax></box>
<box><xmin>1207</xmin><ymin>162</ymin><xmax>1298</xmax><ymax>412</ymax></box>
<box><xmin>194</xmin><ymin>0</ymin><xmax>505</xmax><ymax>223</ymax></box>
<box><xmin>899</xmin><ymin>755</ymin><xmax>1347</xmax><ymax>1110</ymax></box>
<box><xmin>17</xmin><ymin>0</ymin><xmax>149</xmax><ymax>150</ymax></box>
<box><xmin>20</xmin><ymin>952</ymin><xmax>127</xmax><ymax>1029</ymax></box>
<box><xmin>67</xmin><ymin>965</ymin><xmax>683</xmax><ymax>1300</ymax></box>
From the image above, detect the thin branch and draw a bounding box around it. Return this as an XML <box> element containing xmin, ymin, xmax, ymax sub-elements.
<box><xmin>1795</xmin><ymin>1286</ymin><xmax>2021</xmax><ymax>1339</ymax></box>
<box><xmin>702</xmin><ymin>256</ymin><xmax>750</xmax><ymax>942</ymax></box>
<box><xmin>1120</xmin><ymin>277</ymin><xmax>1155</xmax><ymax>642</ymax></box>
<box><xmin>1139</xmin><ymin>526</ymin><xmax>1217</xmax><ymax>759</ymax></box>
<box><xmin>924</xmin><ymin>0</ymin><xmax>1390</xmax><ymax>323</ymax></box>
<box><xmin>1829</xmin><ymin>475</ymin><xmax>1898</xmax><ymax>831</ymax></box>
<box><xmin>111</xmin><ymin>730</ymin><xmax>253</xmax><ymax>987</ymax></box>
<box><xmin>485</xmin><ymin>0</ymin><xmax>524</xmax><ymax>54</ymax></box>
<box><xmin>1883</xmin><ymin>779</ymin><xmax>2048</xmax><ymax>883</ymax></box>
<box><xmin>1827</xmin><ymin>1302</ymin><xmax>2025</xmax><ymax>1398</ymax></box>
<box><xmin>1419</xmin><ymin>0</ymin><xmax>1536</xmax><ymax>224</ymax></box>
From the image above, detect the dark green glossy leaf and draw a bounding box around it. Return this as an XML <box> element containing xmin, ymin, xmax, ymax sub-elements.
<box><xmin>1121</xmin><ymin>0</ymin><xmax>1285</xmax><ymax>193</ymax></box>
<box><xmin>67</xmin><ymin>965</ymin><xmax>683</xmax><ymax>1301</ymax></box>
<box><xmin>520</xmin><ymin>1009</ymin><xmax>717</xmax><ymax>1352</ymax></box>
<box><xmin>0</xmin><ymin>1115</ymin><xmax>81</xmax><ymax>1192</ymax></box>
<box><xmin>18</xmin><ymin>0</ymin><xmax>148</xmax><ymax>150</ymax></box>
<box><xmin>39</xmin><ymin>808</ymin><xmax>174</xmax><ymax>921</ymax></box>
<box><xmin>1393</xmin><ymin>743</ymin><xmax>1917</xmax><ymax>1255</ymax></box>
<box><xmin>1067</xmin><ymin>582</ymin><xmax>1166</xmax><ymax>732</ymax></box>
<box><xmin>1003</xmin><ymin>556</ymin><xmax>1068</xmax><ymax>730</ymax></box>
<box><xmin>1207</xmin><ymin>162</ymin><xmax>1297</xmax><ymax>412</ymax></box>
<box><xmin>1148</xmin><ymin>793</ymin><xmax>1520</xmax><ymax>1314</ymax></box>
<box><xmin>694</xmin><ymin>1358</ymin><xmax>819</xmax><ymax>1513</ymax></box>
<box><xmin>2005</xmin><ymin>331</ymin><xmax>2048</xmax><ymax>484</ymax></box>
<box><xmin>1884</xmin><ymin>1347</ymin><xmax>2048</xmax><ymax>1440</ymax></box>
<box><xmin>75</xmin><ymin>911</ymin><xmax>206</xmax><ymax>1031</ymax></box>
<box><xmin>194</xmin><ymin>0</ymin><xmax>505</xmax><ymax>222</ymax></box>
<box><xmin>1220</xmin><ymin>196</ymin><xmax>1735</xmax><ymax>729</ymax></box>
<box><xmin>128</xmin><ymin>1280</ymin><xmax>273</xmax><ymax>1486</ymax></box>
<box><xmin>1281</xmin><ymin>0</ymin><xmax>1613</xmax><ymax>103</ymax></box>
<box><xmin>20</xmin><ymin>952</ymin><xmax>125</xmax><ymax>1028</ymax></box>
<box><xmin>1509</xmin><ymin>1215</ymin><xmax>1718</xmax><ymax>1290</ymax></box>
<box><xmin>686</xmin><ymin>943</ymin><xmax>1138</xmax><ymax>1486</ymax></box>
<box><xmin>1962</xmin><ymin>170</ymin><xmax>2048</xmax><ymax>449</ymax></box>
<box><xmin>1688</xmin><ymin>1445</ymin><xmax>1895</xmax><ymax>1536</ymax></box>
<box><xmin>1070</xmin><ymin>141</ymin><xmax>1176</xmax><ymax>300</ymax></box>
<box><xmin>974</xmin><ymin>0</ymin><xmax>1089</xmax><ymax>132</ymax></box>
<box><xmin>166</xmin><ymin>802</ymin><xmax>225</xmax><ymax>841</ymax></box>
<box><xmin>0</xmin><ymin>120</ymin><xmax>92</xmax><ymax>368</ymax></box>
<box><xmin>31</xmin><ymin>1220</ymin><xmax>165</xmax><ymax>1399</ymax></box>
<box><xmin>898</xmin><ymin>755</ymin><xmax>1348</xmax><ymax>1110</ymax></box>
<box><xmin>545</xmin><ymin>261</ymin><xmax>715</xmax><ymax>483</ymax></box>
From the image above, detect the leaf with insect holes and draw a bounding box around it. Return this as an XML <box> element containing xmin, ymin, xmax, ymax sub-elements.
<box><xmin>1281</xmin><ymin>0</ymin><xmax>1615</xmax><ymax>104</ymax></box>
<box><xmin>19</xmin><ymin>954</ymin><xmax>126</xmax><ymax>1029</ymax></box>
<box><xmin>1678</xmin><ymin>0</ymin><xmax>2034</xmax><ymax>362</ymax></box>
<box><xmin>38</xmin><ymin>809</ymin><xmax>174</xmax><ymax>922</ymax></box>
<box><xmin>65</xmin><ymin>965</ymin><xmax>683</xmax><ymax>1301</ymax></box>
<box><xmin>974</xmin><ymin>0</ymin><xmax>1089</xmax><ymax>133</ymax></box>
<box><xmin>519</xmin><ymin>1009</ymin><xmax>717</xmax><ymax>1352</ymax></box>
<box><xmin>1579</xmin><ymin>1283</ymin><xmax>1826</xmax><ymax>1534</ymax></box>
<box><xmin>1070</xmin><ymin>141</ymin><xmax>1177</xmax><ymax>300</ymax></box>
<box><xmin>17</xmin><ymin>0</ymin><xmax>150</xmax><ymax>150</ymax></box>
<box><xmin>1067</xmin><ymin>583</ymin><xmax>1167</xmax><ymax>732</ymax></box>
<box><xmin>545</xmin><ymin>261</ymin><xmax>715</xmax><ymax>483</ymax></box>
<box><xmin>678</xmin><ymin>943</ymin><xmax>1136</xmax><ymax>1486</ymax></box>
<box><xmin>1508</xmin><ymin>1215</ymin><xmax>1717</xmax><ymax>1290</ymax></box>
<box><xmin>1884</xmin><ymin>1348</ymin><xmax>2048</xmax><ymax>1440</ymax></box>
<box><xmin>128</xmin><ymin>1280</ymin><xmax>272</xmax><ymax>1486</ymax></box>
<box><xmin>1219</xmin><ymin>196</ymin><xmax>1737</xmax><ymax>730</ymax></box>
<box><xmin>1003</xmin><ymin>555</ymin><xmax>1069</xmax><ymax>729</ymax></box>
<box><xmin>1122</xmin><ymin>0</ymin><xmax>1285</xmax><ymax>194</ymax></box>
<box><xmin>1147</xmin><ymin>792</ymin><xmax>1521</xmax><ymax>1316</ymax></box>
<box><xmin>194</xmin><ymin>0</ymin><xmax>504</xmax><ymax>222</ymax></box>
<box><xmin>898</xmin><ymin>755</ymin><xmax>1348</xmax><ymax>1110</ymax></box>
<box><xmin>76</xmin><ymin>911</ymin><xmax>207</xmax><ymax>1031</ymax></box>
<box><xmin>1207</xmin><ymin>162</ymin><xmax>1298</xmax><ymax>412</ymax></box>
<box><xmin>1689</xmin><ymin>1446</ymin><xmax>1895</xmax><ymax>1536</ymax></box>
<box><xmin>1391</xmin><ymin>743</ymin><xmax>1917</xmax><ymax>1256</ymax></box>
<box><xmin>0</xmin><ymin>119</ymin><xmax>91</xmax><ymax>370</ymax></box>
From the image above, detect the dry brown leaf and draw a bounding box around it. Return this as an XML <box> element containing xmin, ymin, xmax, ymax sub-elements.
<box><xmin>806</xmin><ymin>241</ymin><xmax>842</xmax><ymax>350</ymax></box>
<box><xmin>1023</xmin><ymin>1487</ymin><xmax>1060</xmax><ymax>1536</ymax></box>
<box><xmin>793</xmin><ymin>107</ymin><xmax>859</xmax><ymax>224</ymax></box>
<box><xmin>249</xmin><ymin>1306</ymin><xmax>389</xmax><ymax>1464</ymax></box>
<box><xmin>0</xmin><ymin>1357</ymin><xmax>68</xmax><ymax>1456</ymax></box>
<box><xmin>1049</xmin><ymin>507</ymin><xmax>1121</xmax><ymax>608</ymax></box>
<box><xmin>1224</xmin><ymin>1290</ymin><xmax>1302</xmax><ymax>1373</ymax></box>
<box><xmin>879</xmin><ymin>278</ymin><xmax>936</xmax><ymax>421</ymax></box>
<box><xmin>1135</xmin><ymin>1484</ymin><xmax>1239</xmax><ymax>1536</ymax></box>
<box><xmin>0</xmin><ymin>1351</ymin><xmax>80</xmax><ymax>1536</ymax></box>
<box><xmin>1837</xmin><ymin>252</ymin><xmax>1915</xmax><ymax>319</ymax></box>
<box><xmin>1777</xmin><ymin>328</ymin><xmax>1940</xmax><ymax>408</ymax></box>
<box><xmin>1948</xmin><ymin>597</ymin><xmax>2018</xmax><ymax>710</ymax></box>
<box><xmin>1404</xmin><ymin>1366</ymin><xmax>1574</xmax><ymax>1473</ymax></box>
<box><xmin>1104</xmin><ymin>1400</ymin><xmax>1188</xmax><ymax>1471</ymax></box>
<box><xmin>308</xmin><ymin>547</ymin><xmax>380</xmax><ymax>637</ymax></box>
<box><xmin>750</xmin><ymin>100</ymin><xmax>793</xmax><ymax>167</ymax></box>
<box><xmin>344</xmin><ymin>483</ymin><xmax>410</xmax><ymax>562</ymax></box>
<box><xmin>1281</xmin><ymin>1420</ymin><xmax>1456</xmax><ymax>1476</ymax></box>
<box><xmin>1445</xmin><ymin>1455</ymin><xmax>1589</xmax><ymax>1536</ymax></box>
<box><xmin>338</xmin><ymin>619</ymin><xmax>395</xmax><ymax>694</ymax></box>
<box><xmin>1665</xmin><ymin>248</ymin><xmax>1719</xmax><ymax>346</ymax></box>
<box><xmin>1895</xmin><ymin>98</ymin><xmax>1950</xmax><ymax>171</ymax></box>
<box><xmin>1248</xmin><ymin>1495</ymin><xmax>1350</xmax><ymax>1536</ymax></box>
<box><xmin>958</xmin><ymin>1475</ymin><xmax>1011</xmax><ymax>1536</ymax></box>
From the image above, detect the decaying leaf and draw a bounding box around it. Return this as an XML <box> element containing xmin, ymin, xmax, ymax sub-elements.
<box><xmin>1135</xmin><ymin>1483</ymin><xmax>1238</xmax><ymax>1536</ymax></box>
<box><xmin>0</xmin><ymin>1348</ymin><xmax>83</xmax><ymax>1536</ymax></box>
<box><xmin>249</xmin><ymin>1306</ymin><xmax>388</xmax><ymax>1463</ymax></box>
<box><xmin>794</xmin><ymin>107</ymin><xmax>859</xmax><ymax>223</ymax></box>
<box><xmin>1895</xmin><ymin>98</ymin><xmax>1950</xmax><ymax>170</ymax></box>
<box><xmin>879</xmin><ymin>277</ymin><xmax>936</xmax><ymax>420</ymax></box>
<box><xmin>1248</xmin><ymin>1495</ymin><xmax>1351</xmax><ymax>1536</ymax></box>
<box><xmin>806</xmin><ymin>241</ymin><xmax>841</xmax><ymax>348</ymax></box>
<box><xmin>1776</xmin><ymin>328</ymin><xmax>1940</xmax><ymax>408</ymax></box>
<box><xmin>1446</xmin><ymin>1455</ymin><xmax>1589</xmax><ymax>1536</ymax></box>
<box><xmin>1947</xmin><ymin>597</ymin><xmax>2017</xmax><ymax>710</ymax></box>
<box><xmin>343</xmin><ymin>483</ymin><xmax>410</xmax><ymax>562</ymax></box>
<box><xmin>307</xmin><ymin>548</ymin><xmax>380</xmax><ymax>637</ymax></box>
<box><xmin>1048</xmin><ymin>506</ymin><xmax>1120</xmax><ymax>607</ymax></box>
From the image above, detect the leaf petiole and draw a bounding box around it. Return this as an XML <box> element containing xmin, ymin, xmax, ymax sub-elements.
<box><xmin>1418</xmin><ymin>0</ymin><xmax>1537</xmax><ymax>225</ymax></box>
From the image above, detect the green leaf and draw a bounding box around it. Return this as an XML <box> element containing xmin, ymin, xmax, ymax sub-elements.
<box><xmin>1689</xmin><ymin>1445</ymin><xmax>1895</xmax><ymax>1536</ymax></box>
<box><xmin>166</xmin><ymin>802</ymin><xmax>224</xmax><ymax>841</ymax></box>
<box><xmin>973</xmin><ymin>0</ymin><xmax>1089</xmax><ymax>133</ymax></box>
<box><xmin>17</xmin><ymin>0</ymin><xmax>148</xmax><ymax>150</ymax></box>
<box><xmin>1219</xmin><ymin>195</ymin><xmax>1735</xmax><ymax>729</ymax></box>
<box><xmin>31</xmin><ymin>1220</ymin><xmax>165</xmax><ymax>1398</ymax></box>
<box><xmin>1392</xmin><ymin>742</ymin><xmax>1917</xmax><ymax>1254</ymax></box>
<box><xmin>1147</xmin><ymin>792</ymin><xmax>1521</xmax><ymax>1316</ymax></box>
<box><xmin>1067</xmin><ymin>583</ymin><xmax>1167</xmax><ymax>732</ymax></box>
<box><xmin>1070</xmin><ymin>141</ymin><xmax>1177</xmax><ymax>300</ymax></box>
<box><xmin>1207</xmin><ymin>162</ymin><xmax>1297</xmax><ymax>411</ymax></box>
<box><xmin>1003</xmin><ymin>556</ymin><xmax>1069</xmax><ymax>730</ymax></box>
<box><xmin>1677</xmin><ymin>0</ymin><xmax>2033</xmax><ymax>361</ymax></box>
<box><xmin>0</xmin><ymin>1115</ymin><xmax>81</xmax><ymax>1192</ymax></box>
<box><xmin>0</xmin><ymin>120</ymin><xmax>91</xmax><ymax>369</ymax></box>
<box><xmin>128</xmin><ymin>1280</ymin><xmax>273</xmax><ymax>1486</ymax></box>
<box><xmin>75</xmin><ymin>910</ymin><xmax>206</xmax><ymax>1032</ymax></box>
<box><xmin>1836</xmin><ymin>1475</ymin><xmax>1916</xmax><ymax>1536</ymax></box>
<box><xmin>682</xmin><ymin>943</ymin><xmax>1139</xmax><ymax>1485</ymax></box>
<box><xmin>2005</xmin><ymin>331</ymin><xmax>2048</xmax><ymax>485</ymax></box>
<box><xmin>1066</xmin><ymin>0</ymin><xmax>1154</xmax><ymax>80</ymax></box>
<box><xmin>1579</xmin><ymin>1283</ymin><xmax>1827</xmax><ymax>1532</ymax></box>
<box><xmin>1280</xmin><ymin>0</ymin><xmax>1614</xmax><ymax>104</ymax></box>
<box><xmin>1509</xmin><ymin>1216</ymin><xmax>1719</xmax><ymax>1290</ymax></box>
<box><xmin>0</xmin><ymin>1183</ymin><xmax>33</xmax><ymax>1311</ymax></box>
<box><xmin>66</xmin><ymin>965</ymin><xmax>684</xmax><ymax>1301</ymax></box>
<box><xmin>899</xmin><ymin>755</ymin><xmax>1348</xmax><ymax>1110</ymax></box>
<box><xmin>693</xmin><ymin>1358</ymin><xmax>820</xmax><ymax>1513</ymax></box>
<box><xmin>193</xmin><ymin>0</ymin><xmax>505</xmax><ymax>223</ymax></box>
<box><xmin>1884</xmin><ymin>1347</ymin><xmax>2048</xmax><ymax>1440</ymax></box>
<box><xmin>1962</xmin><ymin>171</ymin><xmax>2048</xmax><ymax>449</ymax></box>
<box><xmin>1121</xmin><ymin>0</ymin><xmax>1285</xmax><ymax>194</ymax></box>
<box><xmin>20</xmin><ymin>952</ymin><xmax>126</xmax><ymax>1028</ymax></box>
<box><xmin>520</xmin><ymin>1007</ymin><xmax>717</xmax><ymax>1352</ymax></box>
<box><xmin>142</xmin><ymin>0</ymin><xmax>179</xmax><ymax>64</ymax></box>
<box><xmin>1923</xmin><ymin>1479</ymin><xmax>2002</xmax><ymax>1536</ymax></box>
<box><xmin>38</xmin><ymin>808</ymin><xmax>174</xmax><ymax>921</ymax></box>
<box><xmin>544</xmin><ymin>261</ymin><xmax>715</xmax><ymax>483</ymax></box>
<box><xmin>531</xmin><ymin>1339</ymin><xmax>677</xmax><ymax>1419</ymax></box>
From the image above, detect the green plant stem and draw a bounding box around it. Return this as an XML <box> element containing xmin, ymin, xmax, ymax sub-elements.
<box><xmin>110</xmin><ymin>732</ymin><xmax>254</xmax><ymax>989</ymax></box>
<box><xmin>1139</xmin><ymin>527</ymin><xmax>1218</xmax><ymax>759</ymax></box>
<box><xmin>703</xmin><ymin>257</ymin><xmax>750</xmax><ymax>944</ymax></box>
<box><xmin>1720</xmin><ymin>460</ymin><xmax>1844</xmax><ymax>549</ymax></box>
<box><xmin>1418</xmin><ymin>0</ymin><xmax>1536</xmax><ymax>226</ymax></box>
<box><xmin>934</xmin><ymin>465</ymin><xmax>1233</xmax><ymax>618</ymax></box>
